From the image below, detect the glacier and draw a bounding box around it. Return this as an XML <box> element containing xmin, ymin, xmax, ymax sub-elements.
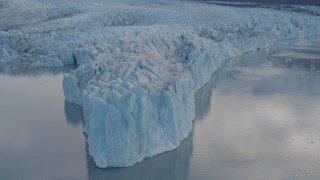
<box><xmin>1</xmin><ymin>0</ymin><xmax>320</xmax><ymax>168</ymax></box>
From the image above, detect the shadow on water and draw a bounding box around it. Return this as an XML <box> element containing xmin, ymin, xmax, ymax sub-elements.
<box><xmin>64</xmin><ymin>100</ymin><xmax>193</xmax><ymax>180</ymax></box>
<box><xmin>195</xmin><ymin>72</ymin><xmax>218</xmax><ymax>121</ymax></box>
<box><xmin>64</xmin><ymin>100</ymin><xmax>84</xmax><ymax>127</ymax></box>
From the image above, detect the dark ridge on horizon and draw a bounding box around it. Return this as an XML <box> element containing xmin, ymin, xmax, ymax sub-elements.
<box><xmin>187</xmin><ymin>0</ymin><xmax>320</xmax><ymax>6</ymax></box>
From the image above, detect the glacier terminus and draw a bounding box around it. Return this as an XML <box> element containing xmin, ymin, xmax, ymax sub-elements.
<box><xmin>1</xmin><ymin>0</ymin><xmax>320</xmax><ymax>168</ymax></box>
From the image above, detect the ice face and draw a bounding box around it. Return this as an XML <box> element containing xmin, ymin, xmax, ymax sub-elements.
<box><xmin>1</xmin><ymin>0</ymin><xmax>320</xmax><ymax>168</ymax></box>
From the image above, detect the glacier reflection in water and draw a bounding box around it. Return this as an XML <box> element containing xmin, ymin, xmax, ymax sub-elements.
<box><xmin>65</xmin><ymin>101</ymin><xmax>194</xmax><ymax>180</ymax></box>
<box><xmin>0</xmin><ymin>39</ymin><xmax>320</xmax><ymax>180</ymax></box>
<box><xmin>190</xmin><ymin>39</ymin><xmax>320</xmax><ymax>180</ymax></box>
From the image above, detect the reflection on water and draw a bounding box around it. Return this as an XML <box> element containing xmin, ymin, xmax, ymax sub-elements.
<box><xmin>64</xmin><ymin>99</ymin><xmax>194</xmax><ymax>180</ymax></box>
<box><xmin>195</xmin><ymin>48</ymin><xmax>271</xmax><ymax>121</ymax></box>
<box><xmin>0</xmin><ymin>39</ymin><xmax>320</xmax><ymax>180</ymax></box>
<box><xmin>195</xmin><ymin>72</ymin><xmax>218</xmax><ymax>121</ymax></box>
<box><xmin>270</xmin><ymin>40</ymin><xmax>320</xmax><ymax>72</ymax></box>
<box><xmin>86</xmin><ymin>131</ymin><xmax>193</xmax><ymax>180</ymax></box>
<box><xmin>0</xmin><ymin>72</ymin><xmax>87</xmax><ymax>180</ymax></box>
<box><xmin>188</xmin><ymin>39</ymin><xmax>320</xmax><ymax>180</ymax></box>
<box><xmin>64</xmin><ymin>100</ymin><xmax>84</xmax><ymax>127</ymax></box>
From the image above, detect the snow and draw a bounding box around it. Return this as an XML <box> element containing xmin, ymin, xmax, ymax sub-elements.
<box><xmin>1</xmin><ymin>0</ymin><xmax>320</xmax><ymax>168</ymax></box>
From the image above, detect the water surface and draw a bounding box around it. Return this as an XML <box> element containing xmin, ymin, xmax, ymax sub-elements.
<box><xmin>191</xmin><ymin>39</ymin><xmax>320</xmax><ymax>180</ymax></box>
<box><xmin>0</xmin><ymin>39</ymin><xmax>319</xmax><ymax>180</ymax></box>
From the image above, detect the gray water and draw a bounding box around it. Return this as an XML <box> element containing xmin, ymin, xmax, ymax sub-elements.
<box><xmin>0</xmin><ymin>39</ymin><xmax>320</xmax><ymax>180</ymax></box>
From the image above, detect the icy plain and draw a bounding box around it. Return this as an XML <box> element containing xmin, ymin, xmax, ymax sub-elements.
<box><xmin>0</xmin><ymin>0</ymin><xmax>320</xmax><ymax>167</ymax></box>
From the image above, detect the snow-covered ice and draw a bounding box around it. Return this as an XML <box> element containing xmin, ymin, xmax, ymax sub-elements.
<box><xmin>1</xmin><ymin>0</ymin><xmax>320</xmax><ymax>168</ymax></box>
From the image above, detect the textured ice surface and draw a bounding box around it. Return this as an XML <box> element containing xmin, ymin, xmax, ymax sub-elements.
<box><xmin>1</xmin><ymin>0</ymin><xmax>320</xmax><ymax>168</ymax></box>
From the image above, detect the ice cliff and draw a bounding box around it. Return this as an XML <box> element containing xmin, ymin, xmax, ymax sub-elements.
<box><xmin>1</xmin><ymin>0</ymin><xmax>320</xmax><ymax>167</ymax></box>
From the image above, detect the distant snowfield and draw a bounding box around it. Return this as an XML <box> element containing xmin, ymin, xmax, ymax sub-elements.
<box><xmin>1</xmin><ymin>0</ymin><xmax>320</xmax><ymax>168</ymax></box>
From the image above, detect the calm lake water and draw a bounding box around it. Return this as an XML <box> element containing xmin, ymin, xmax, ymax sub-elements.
<box><xmin>0</xmin><ymin>39</ymin><xmax>320</xmax><ymax>180</ymax></box>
